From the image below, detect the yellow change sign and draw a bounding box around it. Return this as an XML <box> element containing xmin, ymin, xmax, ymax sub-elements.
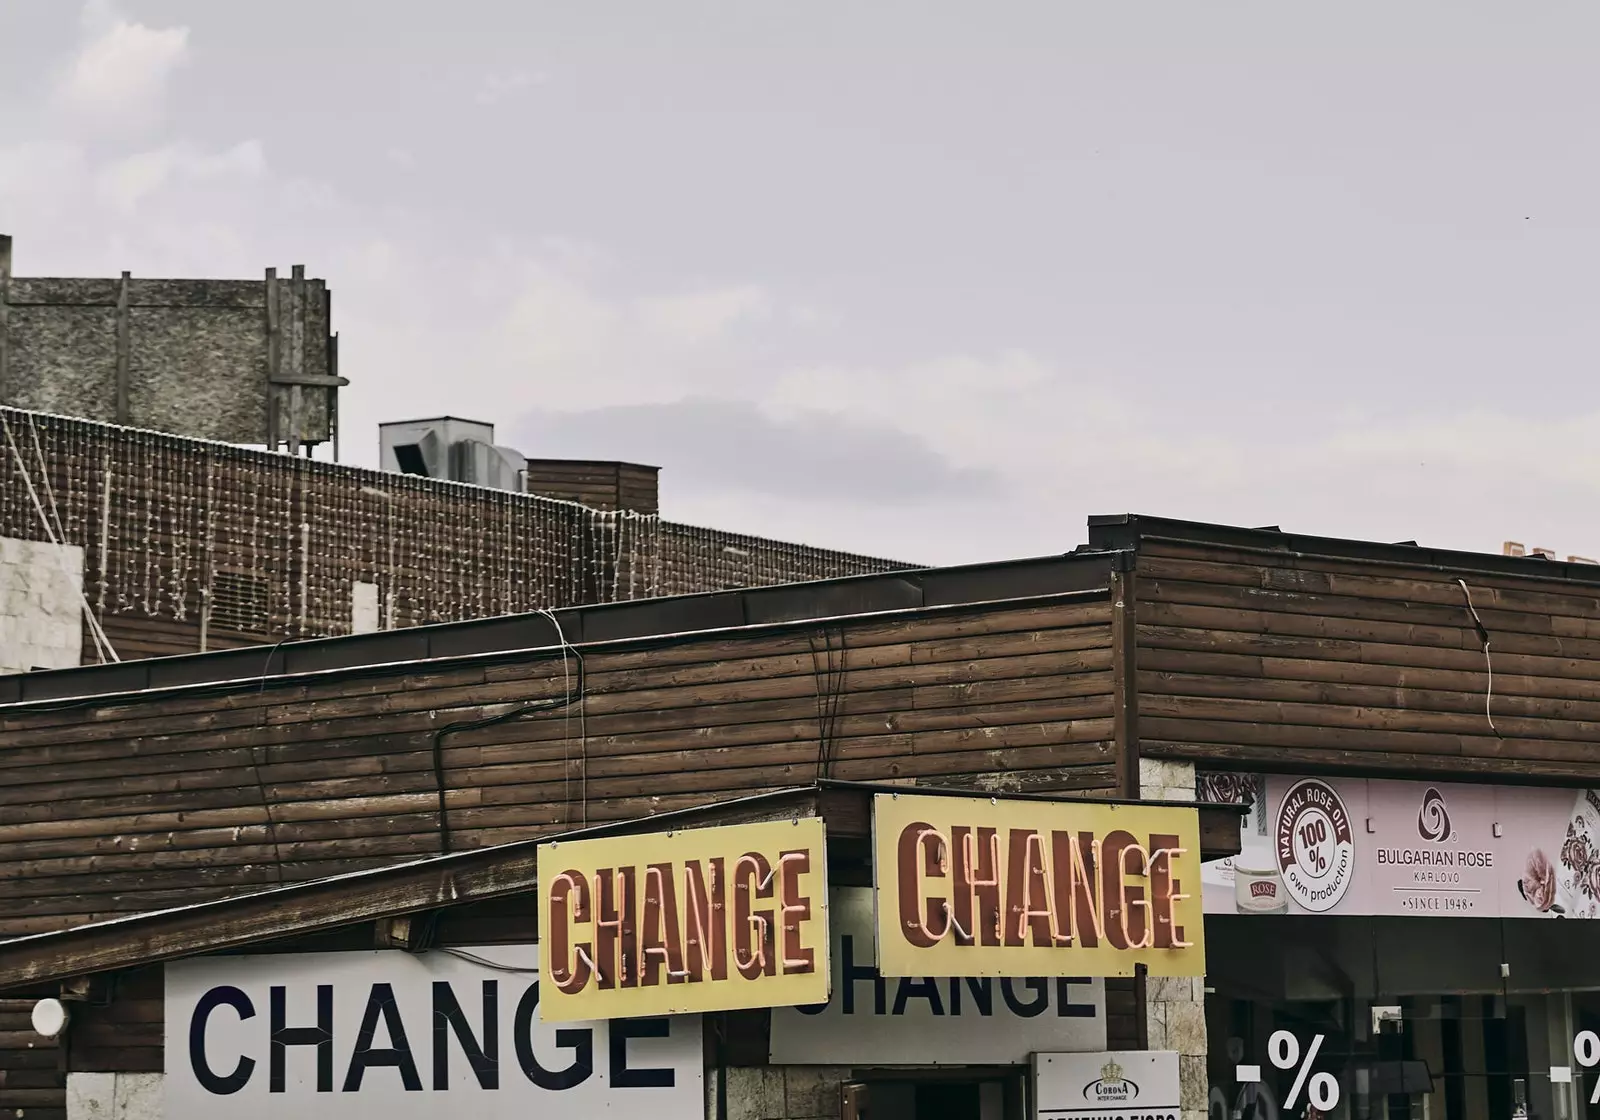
<box><xmin>538</xmin><ymin>817</ymin><xmax>830</xmax><ymax>1021</ymax></box>
<box><xmin>873</xmin><ymin>793</ymin><xmax>1205</xmax><ymax>978</ymax></box>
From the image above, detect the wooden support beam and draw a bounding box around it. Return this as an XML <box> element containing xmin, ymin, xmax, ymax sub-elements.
<box><xmin>1110</xmin><ymin>556</ymin><xmax>1141</xmax><ymax>797</ymax></box>
<box><xmin>114</xmin><ymin>271</ymin><xmax>131</xmax><ymax>423</ymax></box>
<box><xmin>0</xmin><ymin>233</ymin><xmax>10</xmax><ymax>401</ymax></box>
<box><xmin>287</xmin><ymin>264</ymin><xmax>305</xmax><ymax>456</ymax></box>
<box><xmin>266</xmin><ymin>373</ymin><xmax>349</xmax><ymax>388</ymax></box>
<box><xmin>373</xmin><ymin>915</ymin><xmax>417</xmax><ymax>950</ymax></box>
<box><xmin>264</xmin><ymin>266</ymin><xmax>279</xmax><ymax>449</ymax></box>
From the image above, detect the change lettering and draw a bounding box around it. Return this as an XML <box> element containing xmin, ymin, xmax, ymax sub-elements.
<box><xmin>187</xmin><ymin>980</ymin><xmax>673</xmax><ymax>1096</ymax></box>
<box><xmin>893</xmin><ymin>822</ymin><xmax>1193</xmax><ymax>952</ymax></box>
<box><xmin>547</xmin><ymin>847</ymin><xmax>818</xmax><ymax>995</ymax></box>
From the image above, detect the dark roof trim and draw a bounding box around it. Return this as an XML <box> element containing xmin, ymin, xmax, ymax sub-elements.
<box><xmin>0</xmin><ymin>780</ymin><xmax>1242</xmax><ymax>992</ymax></box>
<box><xmin>1088</xmin><ymin>514</ymin><xmax>1600</xmax><ymax>586</ymax></box>
<box><xmin>0</xmin><ymin>551</ymin><xmax>1123</xmax><ymax>710</ymax></box>
<box><xmin>378</xmin><ymin>415</ymin><xmax>499</xmax><ymax>427</ymax></box>
<box><xmin>523</xmin><ymin>457</ymin><xmax>661</xmax><ymax>472</ymax></box>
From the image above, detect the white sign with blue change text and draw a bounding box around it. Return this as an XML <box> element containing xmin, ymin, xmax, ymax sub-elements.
<box><xmin>769</xmin><ymin>887</ymin><xmax>1106</xmax><ymax>1065</ymax></box>
<box><xmin>165</xmin><ymin>945</ymin><xmax>703</xmax><ymax>1120</ymax></box>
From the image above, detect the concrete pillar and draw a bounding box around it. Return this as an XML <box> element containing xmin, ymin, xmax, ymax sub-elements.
<box><xmin>715</xmin><ymin>1066</ymin><xmax>853</xmax><ymax>1120</ymax></box>
<box><xmin>66</xmin><ymin>1072</ymin><xmax>163</xmax><ymax>1120</ymax></box>
<box><xmin>1139</xmin><ymin>758</ymin><xmax>1207</xmax><ymax>1120</ymax></box>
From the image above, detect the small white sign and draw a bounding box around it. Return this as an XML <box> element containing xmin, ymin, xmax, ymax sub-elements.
<box><xmin>1034</xmin><ymin>1050</ymin><xmax>1180</xmax><ymax>1120</ymax></box>
<box><xmin>165</xmin><ymin>946</ymin><xmax>702</xmax><ymax>1120</ymax></box>
<box><xmin>770</xmin><ymin>888</ymin><xmax>1106</xmax><ymax>1065</ymax></box>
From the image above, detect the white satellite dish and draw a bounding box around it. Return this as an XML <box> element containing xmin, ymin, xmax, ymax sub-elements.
<box><xmin>31</xmin><ymin>997</ymin><xmax>68</xmax><ymax>1038</ymax></box>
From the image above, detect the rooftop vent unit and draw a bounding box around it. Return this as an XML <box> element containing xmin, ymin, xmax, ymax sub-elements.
<box><xmin>378</xmin><ymin>417</ymin><xmax>525</xmax><ymax>492</ymax></box>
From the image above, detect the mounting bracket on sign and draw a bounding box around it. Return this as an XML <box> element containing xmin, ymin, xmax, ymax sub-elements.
<box><xmin>1372</xmin><ymin>1005</ymin><xmax>1404</xmax><ymax>1033</ymax></box>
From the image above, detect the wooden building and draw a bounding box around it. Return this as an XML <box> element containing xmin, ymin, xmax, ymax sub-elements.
<box><xmin>0</xmin><ymin>406</ymin><xmax>911</xmax><ymax>671</ymax></box>
<box><xmin>0</xmin><ymin>782</ymin><xmax>1243</xmax><ymax>1120</ymax></box>
<box><xmin>7</xmin><ymin>513</ymin><xmax>1600</xmax><ymax>1120</ymax></box>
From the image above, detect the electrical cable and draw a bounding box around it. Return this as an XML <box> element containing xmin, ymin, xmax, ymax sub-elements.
<box><xmin>810</xmin><ymin>626</ymin><xmax>846</xmax><ymax>780</ymax></box>
<box><xmin>250</xmin><ymin>639</ymin><xmax>292</xmax><ymax>880</ymax></box>
<box><xmin>436</xmin><ymin>947</ymin><xmax>541</xmax><ymax>974</ymax></box>
<box><xmin>536</xmin><ymin>608</ymin><xmax>587</xmax><ymax>827</ymax></box>
<box><xmin>27</xmin><ymin>416</ymin><xmax>118</xmax><ymax>664</ymax></box>
<box><xmin>0</xmin><ymin>411</ymin><xmax>118</xmax><ymax>663</ymax></box>
<box><xmin>1456</xmin><ymin>579</ymin><xmax>1502</xmax><ymax>739</ymax></box>
<box><xmin>430</xmin><ymin>692</ymin><xmax>583</xmax><ymax>855</ymax></box>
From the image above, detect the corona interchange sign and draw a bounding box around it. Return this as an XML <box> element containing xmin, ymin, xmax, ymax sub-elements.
<box><xmin>873</xmin><ymin>793</ymin><xmax>1205</xmax><ymax>978</ymax></box>
<box><xmin>537</xmin><ymin>818</ymin><xmax>830</xmax><ymax>1021</ymax></box>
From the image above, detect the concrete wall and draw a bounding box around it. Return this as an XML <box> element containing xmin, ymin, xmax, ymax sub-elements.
<box><xmin>714</xmin><ymin>1066</ymin><xmax>852</xmax><ymax>1120</ymax></box>
<box><xmin>351</xmin><ymin>580</ymin><xmax>381</xmax><ymax>633</ymax></box>
<box><xmin>66</xmin><ymin>1072</ymin><xmax>162</xmax><ymax>1120</ymax></box>
<box><xmin>0</xmin><ymin>534</ymin><xmax>84</xmax><ymax>673</ymax></box>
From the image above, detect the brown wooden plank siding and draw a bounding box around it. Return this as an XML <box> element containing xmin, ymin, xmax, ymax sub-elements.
<box><xmin>91</xmin><ymin>614</ymin><xmax>269</xmax><ymax>662</ymax></box>
<box><xmin>64</xmin><ymin>967</ymin><xmax>162</xmax><ymax>1077</ymax></box>
<box><xmin>1133</xmin><ymin>537</ymin><xmax>1600</xmax><ymax>780</ymax></box>
<box><xmin>617</xmin><ymin>464</ymin><xmax>660</xmax><ymax>514</ymax></box>
<box><xmin>1104</xmin><ymin>977</ymin><xmax>1139</xmax><ymax>1050</ymax></box>
<box><xmin>0</xmin><ymin>998</ymin><xmax>62</xmax><ymax>1120</ymax></box>
<box><xmin>0</xmin><ymin>596</ymin><xmax>1116</xmax><ymax>937</ymax></box>
<box><xmin>523</xmin><ymin>459</ymin><xmax>661</xmax><ymax>514</ymax></box>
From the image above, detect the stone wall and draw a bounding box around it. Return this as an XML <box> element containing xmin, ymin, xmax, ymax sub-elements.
<box><xmin>1139</xmin><ymin>757</ymin><xmax>1207</xmax><ymax>1120</ymax></box>
<box><xmin>0</xmin><ymin>232</ymin><xmax>336</xmax><ymax>449</ymax></box>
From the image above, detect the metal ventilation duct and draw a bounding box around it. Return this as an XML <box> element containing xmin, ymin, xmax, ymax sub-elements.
<box><xmin>378</xmin><ymin>417</ymin><xmax>525</xmax><ymax>492</ymax></box>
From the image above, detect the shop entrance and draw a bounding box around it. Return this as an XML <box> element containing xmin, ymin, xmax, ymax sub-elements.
<box><xmin>841</xmin><ymin>1069</ymin><xmax>1024</xmax><ymax>1120</ymax></box>
<box><xmin>1205</xmin><ymin>915</ymin><xmax>1600</xmax><ymax>1120</ymax></box>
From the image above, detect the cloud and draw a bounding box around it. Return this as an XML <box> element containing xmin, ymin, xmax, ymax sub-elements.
<box><xmin>0</xmin><ymin>142</ymin><xmax>91</xmax><ymax>219</ymax></box>
<box><xmin>7</xmin><ymin>6</ymin><xmax>1596</xmax><ymax>571</ymax></box>
<box><xmin>496</xmin><ymin>263</ymin><xmax>624</xmax><ymax>370</ymax></box>
<box><xmin>637</xmin><ymin>286</ymin><xmax>772</xmax><ymax>344</ymax></box>
<box><xmin>763</xmin><ymin>350</ymin><xmax>1126</xmax><ymax>480</ymax></box>
<box><xmin>55</xmin><ymin>1</ymin><xmax>189</xmax><ymax>129</ymax></box>
<box><xmin>512</xmin><ymin>397</ymin><xmax>1000</xmax><ymax>506</ymax></box>
<box><xmin>95</xmin><ymin>140</ymin><xmax>265</xmax><ymax>213</ymax></box>
<box><xmin>475</xmin><ymin>69</ymin><xmax>546</xmax><ymax>106</ymax></box>
<box><xmin>483</xmin><ymin>264</ymin><xmax>817</xmax><ymax>413</ymax></box>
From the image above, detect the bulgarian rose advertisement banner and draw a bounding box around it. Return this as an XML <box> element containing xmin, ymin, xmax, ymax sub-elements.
<box><xmin>1198</xmin><ymin>772</ymin><xmax>1600</xmax><ymax>919</ymax></box>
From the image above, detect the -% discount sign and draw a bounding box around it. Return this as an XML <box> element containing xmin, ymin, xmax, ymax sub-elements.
<box><xmin>1269</xmin><ymin>1031</ymin><xmax>1340</xmax><ymax>1111</ymax></box>
<box><xmin>1572</xmin><ymin>1031</ymin><xmax>1600</xmax><ymax>1103</ymax></box>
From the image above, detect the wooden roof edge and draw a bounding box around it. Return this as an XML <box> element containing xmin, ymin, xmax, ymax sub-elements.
<box><xmin>1089</xmin><ymin>513</ymin><xmax>1600</xmax><ymax>588</ymax></box>
<box><xmin>0</xmin><ymin>559</ymin><xmax>1124</xmax><ymax>712</ymax></box>
<box><xmin>0</xmin><ymin>782</ymin><xmax>1242</xmax><ymax>994</ymax></box>
<box><xmin>0</xmin><ymin>786</ymin><xmax>824</xmax><ymax>993</ymax></box>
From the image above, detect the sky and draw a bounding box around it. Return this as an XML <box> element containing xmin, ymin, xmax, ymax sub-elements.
<box><xmin>2</xmin><ymin>2</ymin><xmax>1598</xmax><ymax>566</ymax></box>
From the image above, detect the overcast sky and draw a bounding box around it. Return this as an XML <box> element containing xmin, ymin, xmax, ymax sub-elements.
<box><xmin>2</xmin><ymin>2</ymin><xmax>1597</xmax><ymax>565</ymax></box>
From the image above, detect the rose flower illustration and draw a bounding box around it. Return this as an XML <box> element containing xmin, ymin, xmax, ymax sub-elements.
<box><xmin>1519</xmin><ymin>848</ymin><xmax>1559</xmax><ymax>913</ymax></box>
